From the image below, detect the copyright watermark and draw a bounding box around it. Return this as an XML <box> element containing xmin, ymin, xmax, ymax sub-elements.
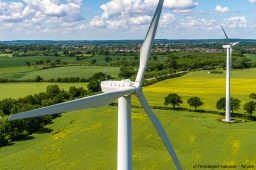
<box><xmin>193</xmin><ymin>164</ymin><xmax>255</xmax><ymax>169</ymax></box>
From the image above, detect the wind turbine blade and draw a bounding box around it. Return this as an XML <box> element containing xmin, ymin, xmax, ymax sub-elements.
<box><xmin>136</xmin><ymin>93</ymin><xmax>182</xmax><ymax>170</ymax></box>
<box><xmin>135</xmin><ymin>0</ymin><xmax>164</xmax><ymax>84</ymax></box>
<box><xmin>231</xmin><ymin>41</ymin><xmax>240</xmax><ymax>46</ymax></box>
<box><xmin>9</xmin><ymin>88</ymin><xmax>135</xmax><ymax>121</ymax></box>
<box><xmin>221</xmin><ymin>25</ymin><xmax>229</xmax><ymax>39</ymax></box>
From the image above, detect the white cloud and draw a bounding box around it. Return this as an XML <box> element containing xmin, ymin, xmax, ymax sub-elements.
<box><xmin>215</xmin><ymin>5</ymin><xmax>230</xmax><ymax>13</ymax></box>
<box><xmin>129</xmin><ymin>15</ymin><xmax>151</xmax><ymax>25</ymax></box>
<box><xmin>181</xmin><ymin>16</ymin><xmax>217</xmax><ymax>29</ymax></box>
<box><xmin>249</xmin><ymin>0</ymin><xmax>256</xmax><ymax>4</ymax></box>
<box><xmin>160</xmin><ymin>13</ymin><xmax>175</xmax><ymax>25</ymax></box>
<box><xmin>90</xmin><ymin>0</ymin><xmax>196</xmax><ymax>29</ymax></box>
<box><xmin>144</xmin><ymin>0</ymin><xmax>198</xmax><ymax>12</ymax></box>
<box><xmin>100</xmin><ymin>0</ymin><xmax>142</xmax><ymax>19</ymax></box>
<box><xmin>0</xmin><ymin>0</ymin><xmax>85</xmax><ymax>34</ymax></box>
<box><xmin>23</xmin><ymin>0</ymin><xmax>82</xmax><ymax>19</ymax></box>
<box><xmin>0</xmin><ymin>2</ymin><xmax>25</xmax><ymax>22</ymax></box>
<box><xmin>225</xmin><ymin>16</ymin><xmax>248</xmax><ymax>28</ymax></box>
<box><xmin>100</xmin><ymin>0</ymin><xmax>198</xmax><ymax>19</ymax></box>
<box><xmin>106</xmin><ymin>20</ymin><xmax>127</xmax><ymax>29</ymax></box>
<box><xmin>90</xmin><ymin>17</ymin><xmax>106</xmax><ymax>27</ymax></box>
<box><xmin>164</xmin><ymin>0</ymin><xmax>198</xmax><ymax>12</ymax></box>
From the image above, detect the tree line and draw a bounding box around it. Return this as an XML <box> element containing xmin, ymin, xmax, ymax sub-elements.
<box><xmin>164</xmin><ymin>93</ymin><xmax>256</xmax><ymax>119</ymax></box>
<box><xmin>0</xmin><ymin>72</ymin><xmax>113</xmax><ymax>147</ymax></box>
<box><xmin>0</xmin><ymin>85</ymin><xmax>87</xmax><ymax>147</ymax></box>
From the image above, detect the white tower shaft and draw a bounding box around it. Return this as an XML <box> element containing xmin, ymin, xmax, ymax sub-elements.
<box><xmin>117</xmin><ymin>96</ymin><xmax>132</xmax><ymax>170</ymax></box>
<box><xmin>225</xmin><ymin>46</ymin><xmax>231</xmax><ymax>122</ymax></box>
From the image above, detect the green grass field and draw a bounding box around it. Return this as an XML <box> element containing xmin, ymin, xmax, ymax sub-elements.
<box><xmin>0</xmin><ymin>107</ymin><xmax>256</xmax><ymax>169</ymax></box>
<box><xmin>0</xmin><ymin>54</ymin><xmax>12</xmax><ymax>57</ymax></box>
<box><xmin>0</xmin><ymin>66</ymin><xmax>120</xmax><ymax>80</ymax></box>
<box><xmin>246</xmin><ymin>54</ymin><xmax>256</xmax><ymax>62</ymax></box>
<box><xmin>0</xmin><ymin>56</ymin><xmax>75</xmax><ymax>68</ymax></box>
<box><xmin>0</xmin><ymin>83</ymin><xmax>87</xmax><ymax>100</ymax></box>
<box><xmin>0</xmin><ymin>66</ymin><xmax>38</xmax><ymax>75</ymax></box>
<box><xmin>0</xmin><ymin>68</ymin><xmax>256</xmax><ymax>169</ymax></box>
<box><xmin>83</xmin><ymin>55</ymin><xmax>135</xmax><ymax>64</ymax></box>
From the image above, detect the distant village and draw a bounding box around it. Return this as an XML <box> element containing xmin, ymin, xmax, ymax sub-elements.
<box><xmin>80</xmin><ymin>44</ymin><xmax>224</xmax><ymax>54</ymax></box>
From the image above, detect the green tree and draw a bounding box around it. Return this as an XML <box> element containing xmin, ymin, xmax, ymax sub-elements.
<box><xmin>118</xmin><ymin>67</ymin><xmax>135</xmax><ymax>79</ymax></box>
<box><xmin>90</xmin><ymin>59</ymin><xmax>97</xmax><ymax>65</ymax></box>
<box><xmin>153</xmin><ymin>55</ymin><xmax>158</xmax><ymax>61</ymax></box>
<box><xmin>164</xmin><ymin>94</ymin><xmax>183</xmax><ymax>108</ymax></box>
<box><xmin>233</xmin><ymin>57</ymin><xmax>252</xmax><ymax>69</ymax></box>
<box><xmin>216</xmin><ymin>97</ymin><xmax>226</xmax><ymax>111</ymax></box>
<box><xmin>87</xmin><ymin>80</ymin><xmax>101</xmax><ymax>92</ymax></box>
<box><xmin>167</xmin><ymin>58</ymin><xmax>177</xmax><ymax>69</ymax></box>
<box><xmin>0</xmin><ymin>98</ymin><xmax>16</xmax><ymax>115</ymax></box>
<box><xmin>244</xmin><ymin>101</ymin><xmax>255</xmax><ymax>118</ymax></box>
<box><xmin>104</xmin><ymin>56</ymin><xmax>111</xmax><ymax>62</ymax></box>
<box><xmin>216</xmin><ymin>97</ymin><xmax>241</xmax><ymax>113</ymax></box>
<box><xmin>25</xmin><ymin>61</ymin><xmax>31</xmax><ymax>66</ymax></box>
<box><xmin>46</xmin><ymin>85</ymin><xmax>60</xmax><ymax>97</ymax></box>
<box><xmin>35</xmin><ymin>75</ymin><xmax>43</xmax><ymax>82</ymax></box>
<box><xmin>90</xmin><ymin>72</ymin><xmax>110</xmax><ymax>81</ymax></box>
<box><xmin>230</xmin><ymin>98</ymin><xmax>241</xmax><ymax>113</ymax></box>
<box><xmin>187</xmin><ymin>97</ymin><xmax>203</xmax><ymax>111</ymax></box>
<box><xmin>249</xmin><ymin>93</ymin><xmax>256</xmax><ymax>100</ymax></box>
<box><xmin>69</xmin><ymin>86</ymin><xmax>87</xmax><ymax>98</ymax></box>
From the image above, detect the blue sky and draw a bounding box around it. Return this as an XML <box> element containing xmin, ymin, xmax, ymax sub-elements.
<box><xmin>0</xmin><ymin>0</ymin><xmax>256</xmax><ymax>40</ymax></box>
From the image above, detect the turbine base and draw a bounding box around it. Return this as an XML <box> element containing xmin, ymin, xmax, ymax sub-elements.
<box><xmin>222</xmin><ymin>119</ymin><xmax>235</xmax><ymax>123</ymax></box>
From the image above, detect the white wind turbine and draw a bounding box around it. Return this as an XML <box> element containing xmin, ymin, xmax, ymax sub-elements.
<box><xmin>221</xmin><ymin>25</ymin><xmax>239</xmax><ymax>122</ymax></box>
<box><xmin>9</xmin><ymin>0</ymin><xmax>182</xmax><ymax>169</ymax></box>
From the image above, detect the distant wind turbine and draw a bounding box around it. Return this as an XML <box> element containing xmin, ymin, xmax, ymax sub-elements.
<box><xmin>9</xmin><ymin>0</ymin><xmax>182</xmax><ymax>169</ymax></box>
<box><xmin>221</xmin><ymin>25</ymin><xmax>239</xmax><ymax>122</ymax></box>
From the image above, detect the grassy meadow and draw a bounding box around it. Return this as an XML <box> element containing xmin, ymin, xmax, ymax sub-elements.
<box><xmin>1</xmin><ymin>107</ymin><xmax>256</xmax><ymax>169</ymax></box>
<box><xmin>0</xmin><ymin>83</ymin><xmax>87</xmax><ymax>100</ymax></box>
<box><xmin>0</xmin><ymin>66</ymin><xmax>37</xmax><ymax>75</ymax></box>
<box><xmin>0</xmin><ymin>56</ymin><xmax>76</xmax><ymax>68</ymax></box>
<box><xmin>246</xmin><ymin>54</ymin><xmax>256</xmax><ymax>62</ymax></box>
<box><xmin>0</xmin><ymin>54</ymin><xmax>12</xmax><ymax>57</ymax></box>
<box><xmin>0</xmin><ymin>68</ymin><xmax>256</xmax><ymax>169</ymax></box>
<box><xmin>0</xmin><ymin>66</ymin><xmax>120</xmax><ymax>81</ymax></box>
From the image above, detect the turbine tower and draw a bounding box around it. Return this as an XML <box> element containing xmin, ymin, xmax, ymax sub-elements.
<box><xmin>221</xmin><ymin>25</ymin><xmax>239</xmax><ymax>122</ymax></box>
<box><xmin>9</xmin><ymin>0</ymin><xmax>182</xmax><ymax>169</ymax></box>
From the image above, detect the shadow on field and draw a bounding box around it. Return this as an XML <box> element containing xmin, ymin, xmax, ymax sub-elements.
<box><xmin>13</xmin><ymin>135</ymin><xmax>35</xmax><ymax>141</ymax></box>
<box><xmin>36</xmin><ymin>127</ymin><xmax>53</xmax><ymax>134</ymax></box>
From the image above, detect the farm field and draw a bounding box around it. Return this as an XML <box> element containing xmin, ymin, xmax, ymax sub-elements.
<box><xmin>246</xmin><ymin>54</ymin><xmax>256</xmax><ymax>62</ymax></box>
<box><xmin>139</xmin><ymin>68</ymin><xmax>256</xmax><ymax>113</ymax></box>
<box><xmin>1</xmin><ymin>68</ymin><xmax>256</xmax><ymax>169</ymax></box>
<box><xmin>0</xmin><ymin>54</ymin><xmax>12</xmax><ymax>57</ymax></box>
<box><xmin>0</xmin><ymin>66</ymin><xmax>38</xmax><ymax>75</ymax></box>
<box><xmin>0</xmin><ymin>56</ymin><xmax>76</xmax><ymax>68</ymax></box>
<box><xmin>0</xmin><ymin>66</ymin><xmax>120</xmax><ymax>80</ymax></box>
<box><xmin>0</xmin><ymin>82</ymin><xmax>87</xmax><ymax>100</ymax></box>
<box><xmin>1</xmin><ymin>107</ymin><xmax>256</xmax><ymax>169</ymax></box>
<box><xmin>1</xmin><ymin>68</ymin><xmax>256</xmax><ymax>112</ymax></box>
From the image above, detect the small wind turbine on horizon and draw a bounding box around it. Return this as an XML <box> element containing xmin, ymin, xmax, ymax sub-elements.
<box><xmin>221</xmin><ymin>25</ymin><xmax>240</xmax><ymax>122</ymax></box>
<box><xmin>8</xmin><ymin>0</ymin><xmax>182</xmax><ymax>169</ymax></box>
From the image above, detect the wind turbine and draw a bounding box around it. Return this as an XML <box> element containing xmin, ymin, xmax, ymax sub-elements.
<box><xmin>8</xmin><ymin>0</ymin><xmax>182</xmax><ymax>169</ymax></box>
<box><xmin>221</xmin><ymin>25</ymin><xmax>239</xmax><ymax>122</ymax></box>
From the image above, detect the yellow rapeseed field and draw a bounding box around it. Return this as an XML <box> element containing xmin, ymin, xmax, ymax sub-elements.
<box><xmin>142</xmin><ymin>69</ymin><xmax>256</xmax><ymax>112</ymax></box>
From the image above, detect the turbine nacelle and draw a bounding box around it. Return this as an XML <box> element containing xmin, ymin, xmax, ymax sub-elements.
<box><xmin>100</xmin><ymin>80</ymin><xmax>143</xmax><ymax>97</ymax></box>
<box><xmin>101</xmin><ymin>80</ymin><xmax>135</xmax><ymax>93</ymax></box>
<box><xmin>223</xmin><ymin>44</ymin><xmax>231</xmax><ymax>49</ymax></box>
<box><xmin>223</xmin><ymin>42</ymin><xmax>239</xmax><ymax>49</ymax></box>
